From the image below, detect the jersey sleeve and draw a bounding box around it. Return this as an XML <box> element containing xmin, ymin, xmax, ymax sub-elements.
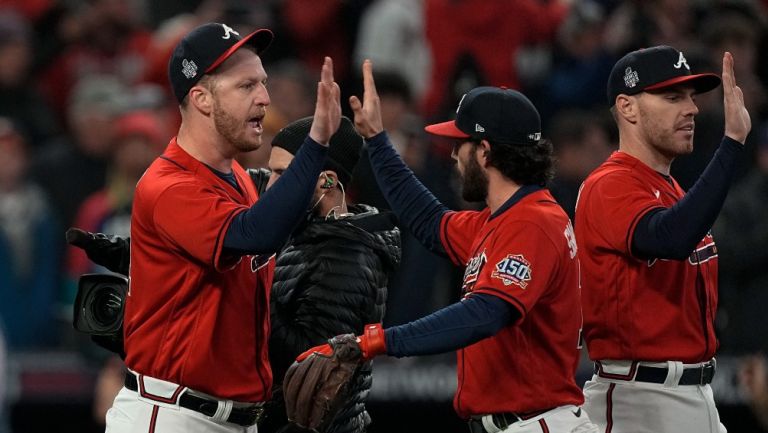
<box><xmin>470</xmin><ymin>221</ymin><xmax>559</xmax><ymax>322</ymax></box>
<box><xmin>152</xmin><ymin>182</ymin><xmax>249</xmax><ymax>272</ymax></box>
<box><xmin>439</xmin><ymin>209</ymin><xmax>489</xmax><ymax>266</ymax></box>
<box><xmin>582</xmin><ymin>173</ymin><xmax>662</xmax><ymax>256</ymax></box>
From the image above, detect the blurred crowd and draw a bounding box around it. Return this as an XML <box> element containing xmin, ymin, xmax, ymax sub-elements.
<box><xmin>1</xmin><ymin>0</ymin><xmax>768</xmax><ymax>431</ymax></box>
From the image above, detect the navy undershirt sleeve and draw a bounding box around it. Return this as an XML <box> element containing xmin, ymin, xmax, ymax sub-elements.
<box><xmin>384</xmin><ymin>293</ymin><xmax>519</xmax><ymax>357</ymax></box>
<box><xmin>632</xmin><ymin>137</ymin><xmax>743</xmax><ymax>260</ymax></box>
<box><xmin>223</xmin><ymin>137</ymin><xmax>327</xmax><ymax>254</ymax></box>
<box><xmin>366</xmin><ymin>131</ymin><xmax>449</xmax><ymax>254</ymax></box>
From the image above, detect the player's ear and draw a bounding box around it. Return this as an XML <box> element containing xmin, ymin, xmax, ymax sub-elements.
<box><xmin>615</xmin><ymin>94</ymin><xmax>638</xmax><ymax>124</ymax></box>
<box><xmin>189</xmin><ymin>85</ymin><xmax>214</xmax><ymax>115</ymax></box>
<box><xmin>317</xmin><ymin>171</ymin><xmax>339</xmax><ymax>191</ymax></box>
<box><xmin>478</xmin><ymin>140</ymin><xmax>491</xmax><ymax>166</ymax></box>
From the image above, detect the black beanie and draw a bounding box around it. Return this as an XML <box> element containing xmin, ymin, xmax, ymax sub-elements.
<box><xmin>271</xmin><ymin>116</ymin><xmax>363</xmax><ymax>186</ymax></box>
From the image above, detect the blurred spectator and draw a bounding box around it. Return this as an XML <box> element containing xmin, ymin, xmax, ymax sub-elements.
<box><xmin>422</xmin><ymin>0</ymin><xmax>569</xmax><ymax>119</ymax></box>
<box><xmin>281</xmin><ymin>0</ymin><xmax>371</xmax><ymax>92</ymax></box>
<box><xmin>0</xmin><ymin>117</ymin><xmax>59</xmax><ymax>349</ymax></box>
<box><xmin>0</xmin><ymin>9</ymin><xmax>60</xmax><ymax>146</ymax></box>
<box><xmin>739</xmin><ymin>355</ymin><xmax>768</xmax><ymax>430</ymax></box>
<box><xmin>354</xmin><ymin>0</ymin><xmax>429</xmax><ymax>101</ymax></box>
<box><xmin>31</xmin><ymin>75</ymin><xmax>126</xmax><ymax>230</ymax></box>
<box><xmin>547</xmin><ymin>109</ymin><xmax>616</xmax><ymax>218</ymax></box>
<box><xmin>701</xmin><ymin>7</ymin><xmax>766</xmax><ymax>118</ymax></box>
<box><xmin>0</xmin><ymin>328</ymin><xmax>8</xmax><ymax>433</ymax></box>
<box><xmin>36</xmin><ymin>0</ymin><xmax>151</xmax><ymax>119</ymax></box>
<box><xmin>538</xmin><ymin>0</ymin><xmax>616</xmax><ymax>122</ymax></box>
<box><xmin>64</xmin><ymin>110</ymin><xmax>166</xmax><ymax>302</ymax></box>
<box><xmin>603</xmin><ymin>0</ymin><xmax>699</xmax><ymax>55</ymax></box>
<box><xmin>714</xmin><ymin>125</ymin><xmax>768</xmax><ymax>355</ymax></box>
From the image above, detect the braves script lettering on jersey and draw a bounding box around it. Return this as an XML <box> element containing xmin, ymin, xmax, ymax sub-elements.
<box><xmin>440</xmin><ymin>187</ymin><xmax>584</xmax><ymax>418</ymax></box>
<box><xmin>575</xmin><ymin>151</ymin><xmax>717</xmax><ymax>363</ymax></box>
<box><xmin>125</xmin><ymin>138</ymin><xmax>275</xmax><ymax>402</ymax></box>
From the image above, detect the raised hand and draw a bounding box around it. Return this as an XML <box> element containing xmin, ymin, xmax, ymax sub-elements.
<box><xmin>349</xmin><ymin>60</ymin><xmax>384</xmax><ymax>139</ymax></box>
<box><xmin>722</xmin><ymin>51</ymin><xmax>751</xmax><ymax>144</ymax></box>
<box><xmin>309</xmin><ymin>57</ymin><xmax>342</xmax><ymax>145</ymax></box>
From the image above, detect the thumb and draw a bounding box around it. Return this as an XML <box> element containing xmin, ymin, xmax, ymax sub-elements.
<box><xmin>349</xmin><ymin>95</ymin><xmax>362</xmax><ymax>115</ymax></box>
<box><xmin>65</xmin><ymin>227</ymin><xmax>92</xmax><ymax>247</ymax></box>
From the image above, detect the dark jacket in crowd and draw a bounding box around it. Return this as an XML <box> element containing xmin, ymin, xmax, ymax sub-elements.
<box><xmin>262</xmin><ymin>203</ymin><xmax>401</xmax><ymax>433</ymax></box>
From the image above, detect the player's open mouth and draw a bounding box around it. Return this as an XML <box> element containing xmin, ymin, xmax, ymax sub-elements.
<box><xmin>677</xmin><ymin>123</ymin><xmax>694</xmax><ymax>134</ymax></box>
<box><xmin>248</xmin><ymin>116</ymin><xmax>263</xmax><ymax>134</ymax></box>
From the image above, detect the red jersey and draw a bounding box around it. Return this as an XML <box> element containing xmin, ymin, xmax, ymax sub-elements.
<box><xmin>439</xmin><ymin>187</ymin><xmax>584</xmax><ymax>418</ymax></box>
<box><xmin>575</xmin><ymin>151</ymin><xmax>718</xmax><ymax>363</ymax></box>
<box><xmin>125</xmin><ymin>138</ymin><xmax>275</xmax><ymax>402</ymax></box>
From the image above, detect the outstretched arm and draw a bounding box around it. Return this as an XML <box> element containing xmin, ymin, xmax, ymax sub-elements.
<box><xmin>224</xmin><ymin>57</ymin><xmax>342</xmax><ymax>254</ymax></box>
<box><xmin>632</xmin><ymin>52</ymin><xmax>751</xmax><ymax>260</ymax></box>
<box><xmin>350</xmin><ymin>60</ymin><xmax>449</xmax><ymax>254</ymax></box>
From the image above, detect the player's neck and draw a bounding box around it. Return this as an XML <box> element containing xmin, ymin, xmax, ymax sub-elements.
<box><xmin>486</xmin><ymin>171</ymin><xmax>521</xmax><ymax>214</ymax></box>
<box><xmin>176</xmin><ymin>122</ymin><xmax>235</xmax><ymax>173</ymax></box>
<box><xmin>618</xmin><ymin>130</ymin><xmax>673</xmax><ymax>175</ymax></box>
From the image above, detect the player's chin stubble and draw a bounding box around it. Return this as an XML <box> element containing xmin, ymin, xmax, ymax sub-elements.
<box><xmin>213</xmin><ymin>103</ymin><xmax>260</xmax><ymax>153</ymax></box>
<box><xmin>461</xmin><ymin>155</ymin><xmax>489</xmax><ymax>203</ymax></box>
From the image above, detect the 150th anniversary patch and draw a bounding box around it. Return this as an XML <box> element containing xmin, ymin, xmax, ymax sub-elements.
<box><xmin>492</xmin><ymin>254</ymin><xmax>532</xmax><ymax>289</ymax></box>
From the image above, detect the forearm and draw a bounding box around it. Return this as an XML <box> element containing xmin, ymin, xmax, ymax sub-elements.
<box><xmin>633</xmin><ymin>137</ymin><xmax>742</xmax><ymax>259</ymax></box>
<box><xmin>366</xmin><ymin>131</ymin><xmax>448</xmax><ymax>253</ymax></box>
<box><xmin>224</xmin><ymin>138</ymin><xmax>327</xmax><ymax>254</ymax></box>
<box><xmin>384</xmin><ymin>293</ymin><xmax>518</xmax><ymax>357</ymax></box>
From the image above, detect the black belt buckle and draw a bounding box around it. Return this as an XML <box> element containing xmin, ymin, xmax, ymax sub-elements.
<box><xmin>700</xmin><ymin>359</ymin><xmax>716</xmax><ymax>385</ymax></box>
<box><xmin>230</xmin><ymin>405</ymin><xmax>264</xmax><ymax>426</ymax></box>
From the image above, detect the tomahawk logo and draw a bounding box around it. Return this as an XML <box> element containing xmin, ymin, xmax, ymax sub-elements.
<box><xmin>221</xmin><ymin>23</ymin><xmax>240</xmax><ymax>40</ymax></box>
<box><xmin>674</xmin><ymin>52</ymin><xmax>690</xmax><ymax>70</ymax></box>
<box><xmin>462</xmin><ymin>251</ymin><xmax>487</xmax><ymax>292</ymax></box>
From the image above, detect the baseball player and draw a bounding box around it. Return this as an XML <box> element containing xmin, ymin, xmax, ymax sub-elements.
<box><xmin>106</xmin><ymin>23</ymin><xmax>342</xmax><ymax>433</ymax></box>
<box><xmin>575</xmin><ymin>46</ymin><xmax>751</xmax><ymax>432</ymax></box>
<box><xmin>292</xmin><ymin>61</ymin><xmax>598</xmax><ymax>433</ymax></box>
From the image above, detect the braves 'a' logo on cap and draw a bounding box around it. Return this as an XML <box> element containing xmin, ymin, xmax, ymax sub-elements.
<box><xmin>674</xmin><ymin>51</ymin><xmax>690</xmax><ymax>70</ymax></box>
<box><xmin>221</xmin><ymin>23</ymin><xmax>240</xmax><ymax>40</ymax></box>
<box><xmin>492</xmin><ymin>254</ymin><xmax>532</xmax><ymax>289</ymax></box>
<box><xmin>182</xmin><ymin>59</ymin><xmax>198</xmax><ymax>79</ymax></box>
<box><xmin>624</xmin><ymin>67</ymin><xmax>639</xmax><ymax>88</ymax></box>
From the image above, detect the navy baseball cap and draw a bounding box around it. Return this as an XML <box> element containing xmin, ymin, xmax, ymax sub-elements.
<box><xmin>607</xmin><ymin>45</ymin><xmax>721</xmax><ymax>106</ymax></box>
<box><xmin>425</xmin><ymin>87</ymin><xmax>542</xmax><ymax>145</ymax></box>
<box><xmin>168</xmin><ymin>23</ymin><xmax>273</xmax><ymax>103</ymax></box>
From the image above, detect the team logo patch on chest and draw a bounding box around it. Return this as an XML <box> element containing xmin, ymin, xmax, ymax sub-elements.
<box><xmin>492</xmin><ymin>254</ymin><xmax>532</xmax><ymax>289</ymax></box>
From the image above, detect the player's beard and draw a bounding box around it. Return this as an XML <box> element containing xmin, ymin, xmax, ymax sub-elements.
<box><xmin>461</xmin><ymin>154</ymin><xmax>488</xmax><ymax>202</ymax></box>
<box><xmin>638</xmin><ymin>104</ymin><xmax>693</xmax><ymax>159</ymax></box>
<box><xmin>212</xmin><ymin>101</ymin><xmax>261</xmax><ymax>153</ymax></box>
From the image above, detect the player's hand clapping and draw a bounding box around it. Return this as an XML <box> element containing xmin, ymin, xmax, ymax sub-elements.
<box><xmin>349</xmin><ymin>60</ymin><xmax>384</xmax><ymax>139</ymax></box>
<box><xmin>309</xmin><ymin>56</ymin><xmax>342</xmax><ymax>146</ymax></box>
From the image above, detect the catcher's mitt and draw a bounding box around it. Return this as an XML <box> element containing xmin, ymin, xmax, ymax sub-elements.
<box><xmin>283</xmin><ymin>334</ymin><xmax>363</xmax><ymax>431</ymax></box>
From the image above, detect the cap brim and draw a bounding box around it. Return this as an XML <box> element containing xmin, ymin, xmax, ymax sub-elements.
<box><xmin>644</xmin><ymin>73</ymin><xmax>721</xmax><ymax>94</ymax></box>
<box><xmin>424</xmin><ymin>121</ymin><xmax>470</xmax><ymax>139</ymax></box>
<box><xmin>205</xmin><ymin>28</ymin><xmax>274</xmax><ymax>73</ymax></box>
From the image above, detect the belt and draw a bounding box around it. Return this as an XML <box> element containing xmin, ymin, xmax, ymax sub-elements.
<box><xmin>468</xmin><ymin>408</ymin><xmax>553</xmax><ymax>433</ymax></box>
<box><xmin>594</xmin><ymin>360</ymin><xmax>716</xmax><ymax>386</ymax></box>
<box><xmin>124</xmin><ymin>373</ymin><xmax>263</xmax><ymax>426</ymax></box>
